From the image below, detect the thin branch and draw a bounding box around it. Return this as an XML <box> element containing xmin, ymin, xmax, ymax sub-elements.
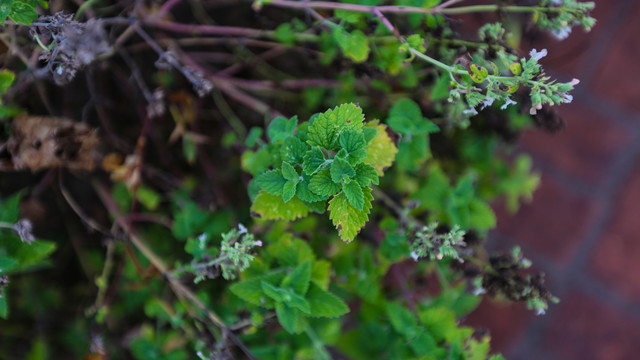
<box><xmin>93</xmin><ymin>181</ymin><xmax>258</xmax><ymax>360</ymax></box>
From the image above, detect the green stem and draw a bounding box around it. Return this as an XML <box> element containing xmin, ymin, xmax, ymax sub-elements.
<box><xmin>75</xmin><ymin>0</ymin><xmax>100</xmax><ymax>20</ymax></box>
<box><xmin>266</xmin><ymin>0</ymin><xmax>572</xmax><ymax>16</ymax></box>
<box><xmin>305</xmin><ymin>326</ymin><xmax>331</xmax><ymax>360</ymax></box>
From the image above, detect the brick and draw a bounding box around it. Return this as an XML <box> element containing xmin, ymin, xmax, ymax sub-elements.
<box><xmin>493</xmin><ymin>176</ymin><xmax>599</xmax><ymax>262</ymax></box>
<box><xmin>520</xmin><ymin>1</ymin><xmax>617</xmax><ymax>78</ymax></box>
<box><xmin>544</xmin><ymin>292</ymin><xmax>640</xmax><ymax>360</ymax></box>
<box><xmin>463</xmin><ymin>299</ymin><xmax>533</xmax><ymax>354</ymax></box>
<box><xmin>590</xmin><ymin>163</ymin><xmax>640</xmax><ymax>301</ymax></box>
<box><xmin>519</xmin><ymin>101</ymin><xmax>629</xmax><ymax>185</ymax></box>
<box><xmin>590</xmin><ymin>3</ymin><xmax>640</xmax><ymax>111</ymax></box>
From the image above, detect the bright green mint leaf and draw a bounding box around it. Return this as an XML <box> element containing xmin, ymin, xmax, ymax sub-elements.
<box><xmin>262</xmin><ymin>281</ymin><xmax>310</xmax><ymax>314</ymax></box>
<box><xmin>275</xmin><ymin>303</ymin><xmax>299</xmax><ymax>334</ymax></box>
<box><xmin>334</xmin><ymin>28</ymin><xmax>370</xmax><ymax>63</ymax></box>
<box><xmin>468</xmin><ymin>199</ymin><xmax>496</xmax><ymax>231</ymax></box>
<box><xmin>418</xmin><ymin>306</ymin><xmax>460</xmax><ymax>344</ymax></box>
<box><xmin>282</xmin><ymin>179</ymin><xmax>298</xmax><ymax>203</ymax></box>
<box><xmin>342</xmin><ymin>179</ymin><xmax>365</xmax><ymax>210</ymax></box>
<box><xmin>396</xmin><ymin>135</ymin><xmax>429</xmax><ymax>171</ymax></box>
<box><xmin>256</xmin><ymin>169</ymin><xmax>286</xmax><ymax>196</ymax></box>
<box><xmin>431</xmin><ymin>74</ymin><xmax>451</xmax><ymax>101</ymax></box>
<box><xmin>465</xmin><ymin>336</ymin><xmax>490</xmax><ymax>360</ymax></box>
<box><xmin>241</xmin><ymin>148</ymin><xmax>272</xmax><ymax>176</ymax></box>
<box><xmin>268</xmin><ymin>115</ymin><xmax>298</xmax><ymax>142</ymax></box>
<box><xmin>261</xmin><ymin>281</ymin><xmax>287</xmax><ymax>303</ymax></box>
<box><xmin>281</xmin><ymin>261</ymin><xmax>311</xmax><ymax>295</ymax></box>
<box><xmin>339</xmin><ymin>129</ymin><xmax>366</xmax><ymax>154</ymax></box>
<box><xmin>307</xmin><ymin>104</ymin><xmax>364</xmax><ymax>149</ymax></box>
<box><xmin>251</xmin><ymin>190</ymin><xmax>309</xmax><ymax>221</ymax></box>
<box><xmin>302</xmin><ymin>147</ymin><xmax>326</xmax><ymax>175</ymax></box>
<box><xmin>363</xmin><ymin>127</ymin><xmax>377</xmax><ymax>143</ymax></box>
<box><xmin>297</xmin><ymin>174</ymin><xmax>328</xmax><ymax>202</ymax></box>
<box><xmin>267</xmin><ymin>235</ymin><xmax>315</xmax><ymax>267</ymax></box>
<box><xmin>281</xmin><ymin>136</ymin><xmax>308</xmax><ymax>164</ymax></box>
<box><xmin>386</xmin><ymin>302</ymin><xmax>417</xmax><ymax>337</ymax></box>
<box><xmin>354</xmin><ymin>163</ymin><xmax>379</xmax><ymax>186</ymax></box>
<box><xmin>8</xmin><ymin>1</ymin><xmax>37</xmax><ymax>25</ymax></box>
<box><xmin>306</xmin><ymin>282</ymin><xmax>349</xmax><ymax>318</ymax></box>
<box><xmin>10</xmin><ymin>240</ymin><xmax>56</xmax><ymax>269</ymax></box>
<box><xmin>328</xmin><ymin>187</ymin><xmax>373</xmax><ymax>242</ymax></box>
<box><xmin>274</xmin><ymin>23</ymin><xmax>295</xmax><ymax>45</ymax></box>
<box><xmin>339</xmin><ymin>129</ymin><xmax>367</xmax><ymax>164</ymax></box>
<box><xmin>309</xmin><ymin>169</ymin><xmax>340</xmax><ymax>197</ymax></box>
<box><xmin>388</xmin><ymin>98</ymin><xmax>439</xmax><ymax>135</ymax></box>
<box><xmin>311</xmin><ymin>260</ymin><xmax>331</xmax><ymax>290</ymax></box>
<box><xmin>363</xmin><ymin>122</ymin><xmax>397</xmax><ymax>175</ymax></box>
<box><xmin>245</xmin><ymin>127</ymin><xmax>263</xmax><ymax>147</ymax></box>
<box><xmin>330</xmin><ymin>157</ymin><xmax>355</xmax><ymax>184</ymax></box>
<box><xmin>0</xmin><ymin>70</ymin><xmax>15</xmax><ymax>93</ymax></box>
<box><xmin>281</xmin><ymin>161</ymin><xmax>299</xmax><ymax>180</ymax></box>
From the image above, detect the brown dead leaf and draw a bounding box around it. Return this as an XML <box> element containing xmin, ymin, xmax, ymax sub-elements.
<box><xmin>1</xmin><ymin>115</ymin><xmax>101</xmax><ymax>171</ymax></box>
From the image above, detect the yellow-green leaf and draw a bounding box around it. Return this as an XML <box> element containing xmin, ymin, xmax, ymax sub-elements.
<box><xmin>363</xmin><ymin>121</ymin><xmax>398</xmax><ymax>175</ymax></box>
<box><xmin>328</xmin><ymin>187</ymin><xmax>373</xmax><ymax>242</ymax></box>
<box><xmin>251</xmin><ymin>190</ymin><xmax>309</xmax><ymax>221</ymax></box>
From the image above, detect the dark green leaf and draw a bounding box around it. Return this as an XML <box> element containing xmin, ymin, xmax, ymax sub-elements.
<box><xmin>354</xmin><ymin>163</ymin><xmax>379</xmax><ymax>186</ymax></box>
<box><xmin>268</xmin><ymin>115</ymin><xmax>297</xmax><ymax>142</ymax></box>
<box><xmin>281</xmin><ymin>260</ymin><xmax>311</xmax><ymax>295</ymax></box>
<box><xmin>306</xmin><ymin>282</ymin><xmax>349</xmax><ymax>318</ymax></box>
<box><xmin>330</xmin><ymin>157</ymin><xmax>355</xmax><ymax>184</ymax></box>
<box><xmin>282</xmin><ymin>179</ymin><xmax>298</xmax><ymax>203</ymax></box>
<box><xmin>281</xmin><ymin>136</ymin><xmax>308</xmax><ymax>164</ymax></box>
<box><xmin>281</xmin><ymin>161</ymin><xmax>298</xmax><ymax>180</ymax></box>
<box><xmin>342</xmin><ymin>179</ymin><xmax>364</xmax><ymax>210</ymax></box>
<box><xmin>256</xmin><ymin>169</ymin><xmax>287</xmax><ymax>196</ymax></box>
<box><xmin>275</xmin><ymin>303</ymin><xmax>299</xmax><ymax>334</ymax></box>
<box><xmin>309</xmin><ymin>169</ymin><xmax>340</xmax><ymax>197</ymax></box>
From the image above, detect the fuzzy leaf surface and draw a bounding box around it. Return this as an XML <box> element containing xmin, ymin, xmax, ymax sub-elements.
<box><xmin>282</xmin><ymin>179</ymin><xmax>298</xmax><ymax>203</ymax></box>
<box><xmin>268</xmin><ymin>115</ymin><xmax>298</xmax><ymax>142</ymax></box>
<box><xmin>306</xmin><ymin>282</ymin><xmax>349</xmax><ymax>318</ymax></box>
<box><xmin>354</xmin><ymin>163</ymin><xmax>379</xmax><ymax>186</ymax></box>
<box><xmin>342</xmin><ymin>179</ymin><xmax>365</xmax><ymax>210</ymax></box>
<box><xmin>281</xmin><ymin>260</ymin><xmax>311</xmax><ymax>295</ymax></box>
<box><xmin>328</xmin><ymin>187</ymin><xmax>373</xmax><ymax>242</ymax></box>
<box><xmin>275</xmin><ymin>303</ymin><xmax>299</xmax><ymax>334</ymax></box>
<box><xmin>330</xmin><ymin>157</ymin><xmax>355</xmax><ymax>184</ymax></box>
<box><xmin>309</xmin><ymin>169</ymin><xmax>341</xmax><ymax>197</ymax></box>
<box><xmin>302</xmin><ymin>147</ymin><xmax>326</xmax><ymax>175</ymax></box>
<box><xmin>251</xmin><ymin>191</ymin><xmax>309</xmax><ymax>221</ymax></box>
<box><xmin>255</xmin><ymin>169</ymin><xmax>286</xmax><ymax>196</ymax></box>
<box><xmin>281</xmin><ymin>161</ymin><xmax>299</xmax><ymax>180</ymax></box>
<box><xmin>307</xmin><ymin>104</ymin><xmax>364</xmax><ymax>149</ymax></box>
<box><xmin>281</xmin><ymin>136</ymin><xmax>308</xmax><ymax>164</ymax></box>
<box><xmin>362</xmin><ymin>122</ymin><xmax>397</xmax><ymax>175</ymax></box>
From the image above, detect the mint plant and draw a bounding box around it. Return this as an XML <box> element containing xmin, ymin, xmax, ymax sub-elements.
<box><xmin>0</xmin><ymin>0</ymin><xmax>595</xmax><ymax>358</ymax></box>
<box><xmin>248</xmin><ymin>103</ymin><xmax>397</xmax><ymax>242</ymax></box>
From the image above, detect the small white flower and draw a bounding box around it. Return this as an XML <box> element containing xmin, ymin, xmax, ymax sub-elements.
<box><xmin>254</xmin><ymin>240</ymin><xmax>263</xmax><ymax>247</ymax></box>
<box><xmin>529</xmin><ymin>48</ymin><xmax>548</xmax><ymax>61</ymax></box>
<box><xmin>501</xmin><ymin>97</ymin><xmax>518</xmax><ymax>110</ymax></box>
<box><xmin>462</xmin><ymin>107</ymin><xmax>478</xmax><ymax>116</ymax></box>
<box><xmin>480</xmin><ymin>97</ymin><xmax>494</xmax><ymax>110</ymax></box>
<box><xmin>473</xmin><ymin>287</ymin><xmax>486</xmax><ymax>296</ymax></box>
<box><xmin>238</xmin><ymin>223</ymin><xmax>247</xmax><ymax>234</ymax></box>
<box><xmin>198</xmin><ymin>233</ymin><xmax>207</xmax><ymax>243</ymax></box>
<box><xmin>570</xmin><ymin>78</ymin><xmax>580</xmax><ymax>86</ymax></box>
<box><xmin>536</xmin><ymin>307</ymin><xmax>546</xmax><ymax>316</ymax></box>
<box><xmin>410</xmin><ymin>251</ymin><xmax>419</xmax><ymax>261</ymax></box>
<box><xmin>550</xmin><ymin>0</ymin><xmax>562</xmax><ymax>5</ymax></box>
<box><xmin>550</xmin><ymin>26</ymin><xmax>572</xmax><ymax>41</ymax></box>
<box><xmin>563</xmin><ymin>94</ymin><xmax>573</xmax><ymax>103</ymax></box>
